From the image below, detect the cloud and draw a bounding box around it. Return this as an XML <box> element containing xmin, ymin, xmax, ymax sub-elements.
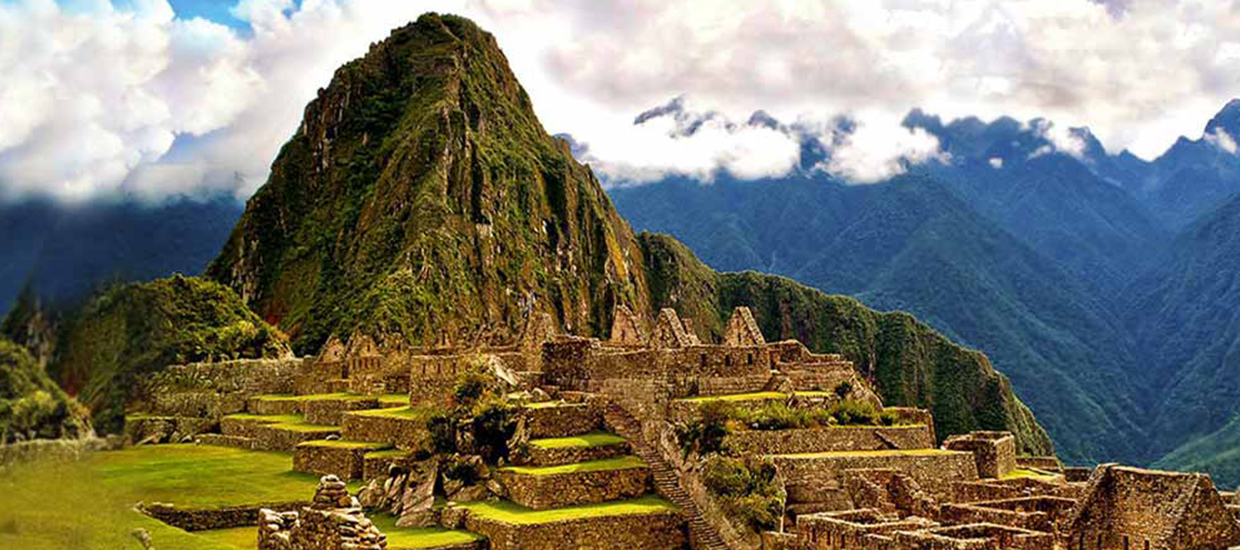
<box><xmin>818</xmin><ymin>117</ymin><xmax>948</xmax><ymax>183</ymax></box>
<box><xmin>6</xmin><ymin>0</ymin><xmax>1240</xmax><ymax>203</ymax></box>
<box><xmin>1205</xmin><ymin>127</ymin><xmax>1238</xmax><ymax>154</ymax></box>
<box><xmin>1029</xmin><ymin>119</ymin><xmax>1087</xmax><ymax>159</ymax></box>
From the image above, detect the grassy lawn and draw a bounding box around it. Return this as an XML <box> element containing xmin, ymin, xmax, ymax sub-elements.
<box><xmin>456</xmin><ymin>496</ymin><xmax>678</xmax><ymax>525</ymax></box>
<box><xmin>528</xmin><ymin>432</ymin><xmax>625</xmax><ymax>450</ymax></box>
<box><xmin>501</xmin><ymin>456</ymin><xmax>645</xmax><ymax>476</ymax></box>
<box><xmin>0</xmin><ymin>443</ymin><xmax>351</xmax><ymax>549</ymax></box>
<box><xmin>370</xmin><ymin>514</ymin><xmax>483</xmax><ymax>549</ymax></box>
<box><xmin>222</xmin><ymin>413</ymin><xmax>339</xmax><ymax>433</ymax></box>
<box><xmin>193</xmin><ymin>526</ymin><xmax>256</xmax><ymax>549</ymax></box>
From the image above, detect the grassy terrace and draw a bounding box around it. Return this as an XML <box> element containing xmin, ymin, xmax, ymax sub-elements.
<box><xmin>674</xmin><ymin>390</ymin><xmax>837</xmax><ymax>403</ymax></box>
<box><xmin>298</xmin><ymin>439</ymin><xmax>392</xmax><ymax>450</ymax></box>
<box><xmin>365</xmin><ymin>448</ymin><xmax>412</xmax><ymax>459</ymax></box>
<box><xmin>255</xmin><ymin>392</ymin><xmax>408</xmax><ymax>406</ymax></box>
<box><xmin>1003</xmin><ymin>468</ymin><xmax>1059</xmax><ymax>481</ymax></box>
<box><xmin>522</xmin><ymin>400</ymin><xmax>580</xmax><ymax>409</ymax></box>
<box><xmin>501</xmin><ymin>456</ymin><xmax>646</xmax><ymax>476</ymax></box>
<box><xmin>771</xmin><ymin>449</ymin><xmax>958</xmax><ymax>459</ymax></box>
<box><xmin>346</xmin><ymin>406</ymin><xmax>429</xmax><ymax>420</ymax></box>
<box><xmin>457</xmin><ymin>496</ymin><xmax>678</xmax><ymax>524</ymax></box>
<box><xmin>0</xmin><ymin>444</ymin><xmax>361</xmax><ymax>549</ymax></box>
<box><xmin>370</xmin><ymin>514</ymin><xmax>484</xmax><ymax>549</ymax></box>
<box><xmin>222</xmin><ymin>413</ymin><xmax>339</xmax><ymax>432</ymax></box>
<box><xmin>528</xmin><ymin>432</ymin><xmax>625</xmax><ymax>450</ymax></box>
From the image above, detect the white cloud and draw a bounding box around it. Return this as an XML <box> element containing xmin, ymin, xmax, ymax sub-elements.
<box><xmin>1205</xmin><ymin>127</ymin><xmax>1238</xmax><ymax>154</ymax></box>
<box><xmin>818</xmin><ymin>118</ymin><xmax>948</xmax><ymax>183</ymax></box>
<box><xmin>1029</xmin><ymin>119</ymin><xmax>1087</xmax><ymax>159</ymax></box>
<box><xmin>989</xmin><ymin>157</ymin><xmax>1004</xmax><ymax>169</ymax></box>
<box><xmin>5</xmin><ymin>0</ymin><xmax>1240</xmax><ymax>203</ymax></box>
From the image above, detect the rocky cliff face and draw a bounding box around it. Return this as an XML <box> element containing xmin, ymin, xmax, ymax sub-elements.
<box><xmin>207</xmin><ymin>13</ymin><xmax>1052</xmax><ymax>453</ymax></box>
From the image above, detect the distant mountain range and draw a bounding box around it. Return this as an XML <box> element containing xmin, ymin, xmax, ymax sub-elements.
<box><xmin>0</xmin><ymin>196</ymin><xmax>243</xmax><ymax>315</ymax></box>
<box><xmin>610</xmin><ymin>100</ymin><xmax>1240</xmax><ymax>482</ymax></box>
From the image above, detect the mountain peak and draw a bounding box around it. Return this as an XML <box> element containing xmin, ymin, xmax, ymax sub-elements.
<box><xmin>1204</xmin><ymin>98</ymin><xmax>1240</xmax><ymax>136</ymax></box>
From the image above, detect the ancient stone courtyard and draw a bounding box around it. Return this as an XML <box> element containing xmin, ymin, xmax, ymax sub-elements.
<box><xmin>112</xmin><ymin>305</ymin><xmax>1240</xmax><ymax>550</ymax></box>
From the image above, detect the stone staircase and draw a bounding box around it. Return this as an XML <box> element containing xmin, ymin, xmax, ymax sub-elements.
<box><xmin>603</xmin><ymin>403</ymin><xmax>731</xmax><ymax>550</ymax></box>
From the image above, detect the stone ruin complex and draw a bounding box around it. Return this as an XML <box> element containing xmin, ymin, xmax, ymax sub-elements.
<box><xmin>123</xmin><ymin>305</ymin><xmax>1240</xmax><ymax>550</ymax></box>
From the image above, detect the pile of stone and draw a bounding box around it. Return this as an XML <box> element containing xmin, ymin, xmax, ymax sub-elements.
<box><xmin>258</xmin><ymin>475</ymin><xmax>388</xmax><ymax>550</ymax></box>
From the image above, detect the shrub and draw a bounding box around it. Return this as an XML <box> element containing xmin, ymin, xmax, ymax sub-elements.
<box><xmin>833</xmin><ymin>381</ymin><xmax>853</xmax><ymax>400</ymax></box>
<box><xmin>426</xmin><ymin>411</ymin><xmax>457</xmax><ymax>455</ymax></box>
<box><xmin>452</xmin><ymin>367</ymin><xmax>494</xmax><ymax>409</ymax></box>
<box><xmin>702</xmin><ymin>456</ymin><xmax>785</xmax><ymax>532</ymax></box>
<box><xmin>444</xmin><ymin>459</ymin><xmax>481</xmax><ymax>486</ymax></box>
<box><xmin>470</xmin><ymin>397</ymin><xmax>517</xmax><ymax>464</ymax></box>
<box><xmin>828</xmin><ymin>399</ymin><xmax>881</xmax><ymax>426</ymax></box>
<box><xmin>678</xmin><ymin>400</ymin><xmax>733</xmax><ymax>455</ymax></box>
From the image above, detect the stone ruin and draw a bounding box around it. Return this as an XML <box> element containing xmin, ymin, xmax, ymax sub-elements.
<box><xmin>125</xmin><ymin>303</ymin><xmax>1240</xmax><ymax>550</ymax></box>
<box><xmin>258</xmin><ymin>475</ymin><xmax>388</xmax><ymax>550</ymax></box>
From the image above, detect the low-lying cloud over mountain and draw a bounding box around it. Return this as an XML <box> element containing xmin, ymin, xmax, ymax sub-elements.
<box><xmin>5</xmin><ymin>0</ymin><xmax>1240</xmax><ymax>204</ymax></box>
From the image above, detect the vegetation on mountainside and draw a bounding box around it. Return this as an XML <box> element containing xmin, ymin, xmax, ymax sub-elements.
<box><xmin>0</xmin><ymin>337</ymin><xmax>91</xmax><ymax>443</ymax></box>
<box><xmin>641</xmin><ymin>232</ymin><xmax>1054</xmax><ymax>456</ymax></box>
<box><xmin>207</xmin><ymin>13</ymin><xmax>648</xmax><ymax>354</ymax></box>
<box><xmin>37</xmin><ymin>275</ymin><xmax>289</xmax><ymax>434</ymax></box>
<box><xmin>1130</xmin><ymin>192</ymin><xmax>1240</xmax><ymax>485</ymax></box>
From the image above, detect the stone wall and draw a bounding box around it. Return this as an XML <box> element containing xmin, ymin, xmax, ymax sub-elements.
<box><xmin>772</xmin><ymin>450</ymin><xmax>979</xmax><ymax>500</ymax></box>
<box><xmin>952</xmin><ymin>477</ymin><xmax>1079</xmax><ymax>504</ymax></box>
<box><xmin>125</xmin><ymin>415</ymin><xmax>216</xmax><ymax>444</ymax></box>
<box><xmin>258</xmin><ymin>475</ymin><xmax>388</xmax><ymax>550</ymax></box>
<box><xmin>134</xmin><ymin>358</ymin><xmax>305</xmax><ymax>421</ymax></box>
<box><xmin>941</xmin><ymin>496</ymin><xmax>1077</xmax><ymax>535</ymax></box>
<box><xmin>141</xmin><ymin>501</ymin><xmax>304</xmax><ymax>531</ymax></box>
<box><xmin>796</xmin><ymin>509</ymin><xmax>938</xmax><ymax>550</ymax></box>
<box><xmin>294</xmin><ymin>442</ymin><xmax>389</xmax><ymax>480</ymax></box>
<box><xmin>891</xmin><ymin>524</ymin><xmax>1054</xmax><ymax>550</ymax></box>
<box><xmin>722</xmin><ymin>426</ymin><xmax>935</xmax><ymax>456</ymax></box>
<box><xmin>304</xmin><ymin>397</ymin><xmax>379</xmax><ymax>425</ymax></box>
<box><xmin>521</xmin><ymin>403</ymin><xmax>601</xmax><ymax>438</ymax></box>
<box><xmin>943</xmin><ymin>431</ymin><xmax>1017</xmax><ymax>479</ymax></box>
<box><xmin>498</xmin><ymin>466</ymin><xmax>650</xmax><ymax>510</ymax></box>
<box><xmin>340</xmin><ymin>413</ymin><xmax>427</xmax><ymax>451</ymax></box>
<box><xmin>461</xmin><ymin>510</ymin><xmax>687</xmax><ymax>550</ymax></box>
<box><xmin>1017</xmin><ymin>456</ymin><xmax>1064</xmax><ymax>473</ymax></box>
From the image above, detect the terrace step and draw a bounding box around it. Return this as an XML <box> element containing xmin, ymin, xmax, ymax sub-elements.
<box><xmin>454</xmin><ymin>496</ymin><xmax>686</xmax><ymax>549</ymax></box>
<box><xmin>603</xmin><ymin>403</ymin><xmax>731</xmax><ymax>550</ymax></box>
<box><xmin>497</xmin><ymin>456</ymin><xmax>650</xmax><ymax>510</ymax></box>
<box><xmin>219</xmin><ymin>414</ymin><xmax>340</xmax><ymax>452</ymax></box>
<box><xmin>364</xmin><ymin>449</ymin><xmax>415</xmax><ymax>481</ymax></box>
<box><xmin>194</xmin><ymin>433</ymin><xmax>256</xmax><ymax>450</ymax></box>
<box><xmin>341</xmin><ymin>407</ymin><xmax>428</xmax><ymax>450</ymax></box>
<box><xmin>521</xmin><ymin>402</ymin><xmax>602</xmax><ymax>439</ymax></box>
<box><xmin>518</xmin><ymin>432</ymin><xmax>630</xmax><ymax>467</ymax></box>
<box><xmin>294</xmin><ymin>439</ymin><xmax>393</xmax><ymax>480</ymax></box>
<box><xmin>248</xmin><ymin>393</ymin><xmax>409</xmax><ymax>420</ymax></box>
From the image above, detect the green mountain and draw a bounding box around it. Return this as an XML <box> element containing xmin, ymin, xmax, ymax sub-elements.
<box><xmin>206</xmin><ymin>14</ymin><xmax>1052</xmax><ymax>453</ymax></box>
<box><xmin>0</xmin><ymin>336</ymin><xmax>91</xmax><ymax>443</ymax></box>
<box><xmin>1130</xmin><ymin>192</ymin><xmax>1240</xmax><ymax>479</ymax></box>
<box><xmin>3</xmin><ymin>275</ymin><xmax>290</xmax><ymax>434</ymax></box>
<box><xmin>613</xmin><ymin>175</ymin><xmax>1137</xmax><ymax>464</ymax></box>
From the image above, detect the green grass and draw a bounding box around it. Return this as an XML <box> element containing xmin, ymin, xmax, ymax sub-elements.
<box><xmin>253</xmin><ymin>392</ymin><xmax>408</xmax><ymax>406</ymax></box>
<box><xmin>192</xmin><ymin>527</ymin><xmax>256</xmax><ymax>549</ymax></box>
<box><xmin>369</xmin><ymin>514</ymin><xmax>483</xmax><ymax>549</ymax></box>
<box><xmin>1003</xmin><ymin>468</ymin><xmax>1058</xmax><ymax>480</ymax></box>
<box><xmin>772</xmin><ymin>449</ymin><xmax>958</xmax><ymax>459</ymax></box>
<box><xmin>500</xmin><ymin>456</ymin><xmax>645</xmax><ymax>476</ymax></box>
<box><xmin>456</xmin><ymin>496</ymin><xmax>679</xmax><ymax>525</ymax></box>
<box><xmin>676</xmin><ymin>392</ymin><xmax>788</xmax><ymax>403</ymax></box>
<box><xmin>298</xmin><ymin>440</ymin><xmax>392</xmax><ymax>450</ymax></box>
<box><xmin>365</xmin><ymin>449</ymin><xmax>411</xmax><ymax>459</ymax></box>
<box><xmin>347</xmin><ymin>406</ymin><xmax>428</xmax><ymax>420</ymax></box>
<box><xmin>222</xmin><ymin>413</ymin><xmax>338</xmax><ymax>433</ymax></box>
<box><xmin>0</xmin><ymin>444</ymin><xmax>365</xmax><ymax>549</ymax></box>
<box><xmin>528</xmin><ymin>432</ymin><xmax>625</xmax><ymax>450</ymax></box>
